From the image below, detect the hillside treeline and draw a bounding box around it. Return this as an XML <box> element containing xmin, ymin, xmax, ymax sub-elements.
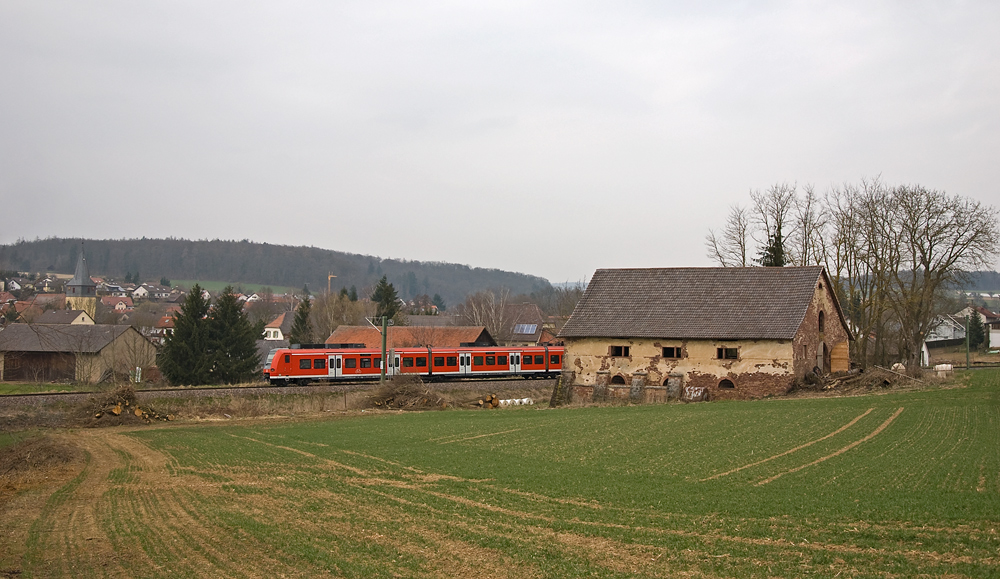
<box><xmin>0</xmin><ymin>238</ymin><xmax>551</xmax><ymax>307</ymax></box>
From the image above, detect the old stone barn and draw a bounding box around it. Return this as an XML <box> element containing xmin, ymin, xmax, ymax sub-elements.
<box><xmin>0</xmin><ymin>324</ymin><xmax>157</xmax><ymax>383</ymax></box>
<box><xmin>558</xmin><ymin>266</ymin><xmax>851</xmax><ymax>402</ymax></box>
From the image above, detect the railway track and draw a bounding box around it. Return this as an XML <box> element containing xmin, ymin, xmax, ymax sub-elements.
<box><xmin>0</xmin><ymin>377</ymin><xmax>556</xmax><ymax>406</ymax></box>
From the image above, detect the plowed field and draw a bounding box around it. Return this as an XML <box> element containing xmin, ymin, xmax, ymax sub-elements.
<box><xmin>2</xmin><ymin>371</ymin><xmax>998</xmax><ymax>577</ymax></box>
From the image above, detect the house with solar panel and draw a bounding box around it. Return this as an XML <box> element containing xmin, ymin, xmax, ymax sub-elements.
<box><xmin>557</xmin><ymin>266</ymin><xmax>852</xmax><ymax>402</ymax></box>
<box><xmin>505</xmin><ymin>303</ymin><xmax>560</xmax><ymax>346</ymax></box>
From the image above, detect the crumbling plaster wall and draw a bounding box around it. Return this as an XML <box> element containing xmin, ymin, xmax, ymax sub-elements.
<box><xmin>563</xmin><ymin>337</ymin><xmax>795</xmax><ymax>401</ymax></box>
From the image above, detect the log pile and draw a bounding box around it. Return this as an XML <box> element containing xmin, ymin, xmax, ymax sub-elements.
<box><xmin>365</xmin><ymin>379</ymin><xmax>450</xmax><ymax>410</ymax></box>
<box><xmin>88</xmin><ymin>384</ymin><xmax>173</xmax><ymax>423</ymax></box>
<box><xmin>821</xmin><ymin>366</ymin><xmax>922</xmax><ymax>393</ymax></box>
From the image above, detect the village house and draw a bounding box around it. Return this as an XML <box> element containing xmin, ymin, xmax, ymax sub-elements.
<box><xmin>558</xmin><ymin>266</ymin><xmax>852</xmax><ymax>402</ymax></box>
<box><xmin>325</xmin><ymin>326</ymin><xmax>496</xmax><ymax>349</ymax></box>
<box><xmin>35</xmin><ymin>309</ymin><xmax>95</xmax><ymax>325</ymax></box>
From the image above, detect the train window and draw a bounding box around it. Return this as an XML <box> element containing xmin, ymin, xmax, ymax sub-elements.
<box><xmin>498</xmin><ymin>355</ymin><xmax>508</xmax><ymax>365</ymax></box>
<box><xmin>284</xmin><ymin>354</ymin><xmax>290</xmax><ymax>363</ymax></box>
<box><xmin>434</xmin><ymin>356</ymin><xmax>445</xmax><ymax>367</ymax></box>
<box><xmin>403</xmin><ymin>357</ymin><xmax>414</xmax><ymax>367</ymax></box>
<box><xmin>375</xmin><ymin>358</ymin><xmax>382</xmax><ymax>368</ymax></box>
<box><xmin>473</xmin><ymin>356</ymin><xmax>484</xmax><ymax>366</ymax></box>
<box><xmin>360</xmin><ymin>358</ymin><xmax>372</xmax><ymax>368</ymax></box>
<box><xmin>515</xmin><ymin>355</ymin><xmax>520</xmax><ymax>365</ymax></box>
<box><xmin>459</xmin><ymin>356</ymin><xmax>465</xmax><ymax>367</ymax></box>
<box><xmin>485</xmin><ymin>355</ymin><xmax>495</xmax><ymax>366</ymax></box>
<box><xmin>314</xmin><ymin>359</ymin><xmax>326</xmax><ymax>369</ymax></box>
<box><xmin>446</xmin><ymin>356</ymin><xmax>457</xmax><ymax>366</ymax></box>
<box><xmin>345</xmin><ymin>358</ymin><xmax>357</xmax><ymax>368</ymax></box>
<box><xmin>416</xmin><ymin>357</ymin><xmax>427</xmax><ymax>367</ymax></box>
<box><xmin>299</xmin><ymin>359</ymin><xmax>312</xmax><ymax>369</ymax></box>
<box><xmin>335</xmin><ymin>358</ymin><xmax>341</xmax><ymax>368</ymax></box>
<box><xmin>534</xmin><ymin>355</ymin><xmax>544</xmax><ymax>364</ymax></box>
<box><xmin>550</xmin><ymin>355</ymin><xmax>560</xmax><ymax>365</ymax></box>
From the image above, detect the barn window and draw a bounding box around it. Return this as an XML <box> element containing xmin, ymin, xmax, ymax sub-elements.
<box><xmin>610</xmin><ymin>345</ymin><xmax>630</xmax><ymax>357</ymax></box>
<box><xmin>719</xmin><ymin>379</ymin><xmax>735</xmax><ymax>389</ymax></box>
<box><xmin>717</xmin><ymin>347</ymin><xmax>738</xmax><ymax>360</ymax></box>
<box><xmin>299</xmin><ymin>359</ymin><xmax>312</xmax><ymax>369</ymax></box>
<box><xmin>818</xmin><ymin>311</ymin><xmax>825</xmax><ymax>332</ymax></box>
<box><xmin>610</xmin><ymin>375</ymin><xmax>626</xmax><ymax>385</ymax></box>
<box><xmin>662</xmin><ymin>347</ymin><xmax>681</xmax><ymax>358</ymax></box>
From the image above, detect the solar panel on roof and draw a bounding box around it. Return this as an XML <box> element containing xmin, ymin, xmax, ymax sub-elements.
<box><xmin>513</xmin><ymin>324</ymin><xmax>537</xmax><ymax>335</ymax></box>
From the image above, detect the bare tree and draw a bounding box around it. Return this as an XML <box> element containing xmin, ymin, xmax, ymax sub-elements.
<box><xmin>825</xmin><ymin>178</ymin><xmax>895</xmax><ymax>368</ymax></box>
<box><xmin>457</xmin><ymin>288</ymin><xmax>511</xmax><ymax>342</ymax></box>
<box><xmin>886</xmin><ymin>185</ymin><xmax>999</xmax><ymax>375</ymax></box>
<box><xmin>788</xmin><ymin>185</ymin><xmax>828</xmax><ymax>266</ymax></box>
<box><xmin>311</xmin><ymin>291</ymin><xmax>371</xmax><ymax>339</ymax></box>
<box><xmin>750</xmin><ymin>183</ymin><xmax>797</xmax><ymax>258</ymax></box>
<box><xmin>705</xmin><ymin>204</ymin><xmax>752</xmax><ymax>267</ymax></box>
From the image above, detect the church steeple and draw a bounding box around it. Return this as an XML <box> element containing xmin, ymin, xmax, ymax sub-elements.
<box><xmin>66</xmin><ymin>243</ymin><xmax>97</xmax><ymax>317</ymax></box>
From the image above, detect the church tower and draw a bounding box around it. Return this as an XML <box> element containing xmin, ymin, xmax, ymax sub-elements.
<box><xmin>66</xmin><ymin>244</ymin><xmax>97</xmax><ymax>318</ymax></box>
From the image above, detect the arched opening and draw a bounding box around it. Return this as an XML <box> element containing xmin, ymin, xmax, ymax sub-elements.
<box><xmin>719</xmin><ymin>379</ymin><xmax>735</xmax><ymax>389</ymax></box>
<box><xmin>610</xmin><ymin>375</ymin><xmax>626</xmax><ymax>385</ymax></box>
<box><xmin>818</xmin><ymin>311</ymin><xmax>825</xmax><ymax>333</ymax></box>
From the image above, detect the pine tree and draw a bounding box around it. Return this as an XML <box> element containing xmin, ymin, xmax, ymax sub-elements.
<box><xmin>209</xmin><ymin>286</ymin><xmax>266</xmax><ymax>384</ymax></box>
<box><xmin>288</xmin><ymin>297</ymin><xmax>314</xmax><ymax>345</ymax></box>
<box><xmin>372</xmin><ymin>276</ymin><xmax>400</xmax><ymax>320</ymax></box>
<box><xmin>349</xmin><ymin>286</ymin><xmax>358</xmax><ymax>301</ymax></box>
<box><xmin>432</xmin><ymin>294</ymin><xmax>446</xmax><ymax>312</ymax></box>
<box><xmin>756</xmin><ymin>223</ymin><xmax>786</xmax><ymax>267</ymax></box>
<box><xmin>158</xmin><ymin>284</ymin><xmax>213</xmax><ymax>385</ymax></box>
<box><xmin>968</xmin><ymin>311</ymin><xmax>986</xmax><ymax>349</ymax></box>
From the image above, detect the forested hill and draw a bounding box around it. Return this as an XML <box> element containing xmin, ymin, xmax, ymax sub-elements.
<box><xmin>0</xmin><ymin>238</ymin><xmax>552</xmax><ymax>306</ymax></box>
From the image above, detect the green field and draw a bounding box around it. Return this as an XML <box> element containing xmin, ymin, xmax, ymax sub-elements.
<box><xmin>172</xmin><ymin>280</ymin><xmax>298</xmax><ymax>295</ymax></box>
<box><xmin>17</xmin><ymin>371</ymin><xmax>1000</xmax><ymax>577</ymax></box>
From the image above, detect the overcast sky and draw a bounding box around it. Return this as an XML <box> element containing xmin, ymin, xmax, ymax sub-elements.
<box><xmin>2</xmin><ymin>1</ymin><xmax>998</xmax><ymax>282</ymax></box>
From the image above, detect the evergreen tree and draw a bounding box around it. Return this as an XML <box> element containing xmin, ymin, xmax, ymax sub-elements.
<box><xmin>209</xmin><ymin>286</ymin><xmax>266</xmax><ymax>384</ymax></box>
<box><xmin>288</xmin><ymin>297</ymin><xmax>314</xmax><ymax>345</ymax></box>
<box><xmin>372</xmin><ymin>275</ymin><xmax>400</xmax><ymax>320</ymax></box>
<box><xmin>339</xmin><ymin>287</ymin><xmax>349</xmax><ymax>299</ymax></box>
<box><xmin>160</xmin><ymin>277</ymin><xmax>171</xmax><ymax>287</ymax></box>
<box><xmin>968</xmin><ymin>311</ymin><xmax>986</xmax><ymax>349</ymax></box>
<box><xmin>158</xmin><ymin>284</ymin><xmax>213</xmax><ymax>385</ymax></box>
<box><xmin>432</xmin><ymin>294</ymin><xmax>446</xmax><ymax>312</ymax></box>
<box><xmin>348</xmin><ymin>286</ymin><xmax>358</xmax><ymax>301</ymax></box>
<box><xmin>756</xmin><ymin>223</ymin><xmax>787</xmax><ymax>267</ymax></box>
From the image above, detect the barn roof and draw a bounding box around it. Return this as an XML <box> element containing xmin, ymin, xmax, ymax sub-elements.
<box><xmin>0</xmin><ymin>324</ymin><xmax>133</xmax><ymax>353</ymax></box>
<box><xmin>325</xmin><ymin>326</ymin><xmax>495</xmax><ymax>349</ymax></box>
<box><xmin>34</xmin><ymin>310</ymin><xmax>94</xmax><ymax>324</ymax></box>
<box><xmin>559</xmin><ymin>266</ymin><xmax>838</xmax><ymax>341</ymax></box>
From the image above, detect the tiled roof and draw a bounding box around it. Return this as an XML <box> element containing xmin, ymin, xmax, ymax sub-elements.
<box><xmin>559</xmin><ymin>266</ymin><xmax>829</xmax><ymax>340</ymax></box>
<box><xmin>0</xmin><ymin>324</ymin><xmax>133</xmax><ymax>353</ymax></box>
<box><xmin>35</xmin><ymin>310</ymin><xmax>92</xmax><ymax>324</ymax></box>
<box><xmin>325</xmin><ymin>326</ymin><xmax>495</xmax><ymax>349</ymax></box>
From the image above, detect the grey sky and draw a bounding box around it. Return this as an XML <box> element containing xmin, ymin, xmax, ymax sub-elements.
<box><xmin>2</xmin><ymin>1</ymin><xmax>998</xmax><ymax>282</ymax></box>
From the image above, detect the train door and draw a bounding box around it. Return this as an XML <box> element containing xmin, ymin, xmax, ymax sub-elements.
<box><xmin>510</xmin><ymin>351</ymin><xmax>521</xmax><ymax>373</ymax></box>
<box><xmin>459</xmin><ymin>352</ymin><xmax>472</xmax><ymax>375</ymax></box>
<box><xmin>328</xmin><ymin>355</ymin><xmax>342</xmax><ymax>378</ymax></box>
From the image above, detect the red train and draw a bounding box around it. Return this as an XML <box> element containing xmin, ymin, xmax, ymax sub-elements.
<box><xmin>263</xmin><ymin>345</ymin><xmax>565</xmax><ymax>385</ymax></box>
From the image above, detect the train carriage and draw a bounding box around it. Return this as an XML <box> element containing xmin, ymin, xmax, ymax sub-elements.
<box><xmin>264</xmin><ymin>344</ymin><xmax>563</xmax><ymax>385</ymax></box>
